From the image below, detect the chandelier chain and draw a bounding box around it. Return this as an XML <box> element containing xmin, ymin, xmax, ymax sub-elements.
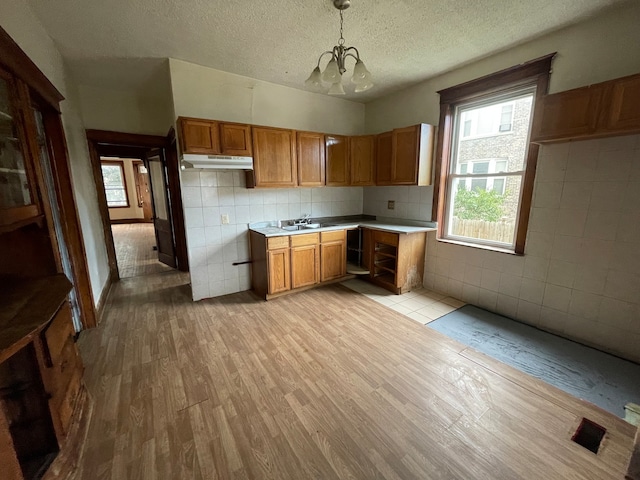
<box><xmin>338</xmin><ymin>10</ymin><xmax>345</xmax><ymax>46</ymax></box>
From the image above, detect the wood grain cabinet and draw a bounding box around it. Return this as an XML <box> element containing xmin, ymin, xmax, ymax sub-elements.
<box><xmin>290</xmin><ymin>233</ymin><xmax>320</xmax><ymax>289</ymax></box>
<box><xmin>532</xmin><ymin>72</ymin><xmax>640</xmax><ymax>143</ymax></box>
<box><xmin>250</xmin><ymin>126</ymin><xmax>297</xmax><ymax>188</ymax></box>
<box><xmin>376</xmin><ymin>124</ymin><xmax>435</xmax><ymax>186</ymax></box>
<box><xmin>325</xmin><ymin>134</ymin><xmax>349</xmax><ymax>186</ymax></box>
<box><xmin>349</xmin><ymin>135</ymin><xmax>376</xmax><ymax>186</ymax></box>
<box><xmin>178</xmin><ymin>117</ymin><xmax>252</xmax><ymax>156</ymax></box>
<box><xmin>369</xmin><ymin>229</ymin><xmax>426</xmax><ymax>294</ymax></box>
<box><xmin>296</xmin><ymin>131</ymin><xmax>325</xmax><ymax>187</ymax></box>
<box><xmin>320</xmin><ymin>230</ymin><xmax>346</xmax><ymax>282</ymax></box>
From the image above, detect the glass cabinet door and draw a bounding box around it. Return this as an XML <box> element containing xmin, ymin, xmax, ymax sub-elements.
<box><xmin>0</xmin><ymin>68</ymin><xmax>38</xmax><ymax>225</ymax></box>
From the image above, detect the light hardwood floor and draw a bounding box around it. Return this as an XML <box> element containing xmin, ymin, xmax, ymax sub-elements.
<box><xmin>112</xmin><ymin>223</ymin><xmax>174</xmax><ymax>278</ymax></box>
<box><xmin>75</xmin><ymin>271</ymin><xmax>636</xmax><ymax>479</ymax></box>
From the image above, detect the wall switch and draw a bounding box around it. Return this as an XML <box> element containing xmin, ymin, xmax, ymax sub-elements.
<box><xmin>387</xmin><ymin>200</ymin><xmax>395</xmax><ymax>210</ymax></box>
<box><xmin>221</xmin><ymin>214</ymin><xmax>230</xmax><ymax>224</ymax></box>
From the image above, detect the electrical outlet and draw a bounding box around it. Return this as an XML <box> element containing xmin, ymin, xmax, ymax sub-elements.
<box><xmin>387</xmin><ymin>200</ymin><xmax>395</xmax><ymax>210</ymax></box>
<box><xmin>221</xmin><ymin>213</ymin><xmax>230</xmax><ymax>224</ymax></box>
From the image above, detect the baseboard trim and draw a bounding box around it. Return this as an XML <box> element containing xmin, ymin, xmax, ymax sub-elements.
<box><xmin>109</xmin><ymin>218</ymin><xmax>152</xmax><ymax>224</ymax></box>
<box><xmin>95</xmin><ymin>271</ymin><xmax>115</xmax><ymax>325</ymax></box>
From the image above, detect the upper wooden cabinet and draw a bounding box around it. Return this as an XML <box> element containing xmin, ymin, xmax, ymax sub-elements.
<box><xmin>179</xmin><ymin>117</ymin><xmax>221</xmax><ymax>154</ymax></box>
<box><xmin>349</xmin><ymin>135</ymin><xmax>376</xmax><ymax>186</ymax></box>
<box><xmin>376</xmin><ymin>124</ymin><xmax>435</xmax><ymax>186</ymax></box>
<box><xmin>0</xmin><ymin>67</ymin><xmax>41</xmax><ymax>229</ymax></box>
<box><xmin>325</xmin><ymin>134</ymin><xmax>349</xmax><ymax>186</ymax></box>
<box><xmin>532</xmin><ymin>72</ymin><xmax>640</xmax><ymax>143</ymax></box>
<box><xmin>296</xmin><ymin>131</ymin><xmax>325</xmax><ymax>187</ymax></box>
<box><xmin>178</xmin><ymin>117</ymin><xmax>252</xmax><ymax>156</ymax></box>
<box><xmin>251</xmin><ymin>126</ymin><xmax>297</xmax><ymax>188</ymax></box>
<box><xmin>219</xmin><ymin>123</ymin><xmax>252</xmax><ymax>156</ymax></box>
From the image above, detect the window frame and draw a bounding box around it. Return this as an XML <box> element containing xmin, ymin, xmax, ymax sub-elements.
<box><xmin>432</xmin><ymin>53</ymin><xmax>555</xmax><ymax>255</ymax></box>
<box><xmin>100</xmin><ymin>159</ymin><xmax>130</xmax><ymax>208</ymax></box>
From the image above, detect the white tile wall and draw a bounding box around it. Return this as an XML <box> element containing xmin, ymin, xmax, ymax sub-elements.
<box><xmin>363</xmin><ymin>186</ymin><xmax>433</xmax><ymax>221</ymax></box>
<box><xmin>182</xmin><ymin>170</ymin><xmax>364</xmax><ymax>300</ymax></box>
<box><xmin>424</xmin><ymin>134</ymin><xmax>640</xmax><ymax>362</ymax></box>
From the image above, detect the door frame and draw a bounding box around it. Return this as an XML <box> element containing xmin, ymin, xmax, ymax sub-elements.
<box><xmin>86</xmin><ymin>129</ymin><xmax>188</xmax><ymax>282</ymax></box>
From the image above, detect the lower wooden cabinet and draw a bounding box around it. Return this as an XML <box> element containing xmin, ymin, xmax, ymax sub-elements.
<box><xmin>250</xmin><ymin>229</ymin><xmax>348</xmax><ymax>299</ymax></box>
<box><xmin>320</xmin><ymin>230</ymin><xmax>346</xmax><ymax>282</ymax></box>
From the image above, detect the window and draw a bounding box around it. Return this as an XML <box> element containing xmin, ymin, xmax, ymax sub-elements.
<box><xmin>433</xmin><ymin>54</ymin><xmax>554</xmax><ymax>254</ymax></box>
<box><xmin>101</xmin><ymin>161</ymin><xmax>129</xmax><ymax>207</ymax></box>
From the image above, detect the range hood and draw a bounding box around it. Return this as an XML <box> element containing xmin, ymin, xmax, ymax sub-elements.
<box><xmin>181</xmin><ymin>153</ymin><xmax>253</xmax><ymax>170</ymax></box>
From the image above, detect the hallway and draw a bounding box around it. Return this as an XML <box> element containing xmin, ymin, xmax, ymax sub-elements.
<box><xmin>112</xmin><ymin>223</ymin><xmax>174</xmax><ymax>278</ymax></box>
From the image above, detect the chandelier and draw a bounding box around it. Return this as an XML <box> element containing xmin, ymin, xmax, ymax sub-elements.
<box><xmin>305</xmin><ymin>0</ymin><xmax>373</xmax><ymax>95</ymax></box>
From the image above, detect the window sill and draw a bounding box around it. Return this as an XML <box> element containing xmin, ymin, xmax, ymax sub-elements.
<box><xmin>436</xmin><ymin>236</ymin><xmax>523</xmax><ymax>256</ymax></box>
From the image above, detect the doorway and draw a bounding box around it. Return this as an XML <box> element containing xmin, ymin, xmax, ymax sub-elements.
<box><xmin>86</xmin><ymin>130</ymin><xmax>188</xmax><ymax>283</ymax></box>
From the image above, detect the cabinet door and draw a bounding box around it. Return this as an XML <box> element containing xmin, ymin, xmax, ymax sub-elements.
<box><xmin>325</xmin><ymin>134</ymin><xmax>349</xmax><ymax>186</ymax></box>
<box><xmin>297</xmin><ymin>131</ymin><xmax>325</xmax><ymax>186</ymax></box>
<box><xmin>0</xmin><ymin>68</ymin><xmax>40</xmax><ymax>227</ymax></box>
<box><xmin>252</xmin><ymin>127</ymin><xmax>297</xmax><ymax>187</ymax></box>
<box><xmin>349</xmin><ymin>135</ymin><xmax>375</xmax><ymax>186</ymax></box>
<box><xmin>179</xmin><ymin>118</ymin><xmax>220</xmax><ymax>154</ymax></box>
<box><xmin>375</xmin><ymin>131</ymin><xmax>393</xmax><ymax>185</ymax></box>
<box><xmin>601</xmin><ymin>74</ymin><xmax>640</xmax><ymax>134</ymax></box>
<box><xmin>291</xmin><ymin>244</ymin><xmax>320</xmax><ymax>289</ymax></box>
<box><xmin>531</xmin><ymin>84</ymin><xmax>606</xmax><ymax>142</ymax></box>
<box><xmin>267</xmin><ymin>248</ymin><xmax>290</xmax><ymax>294</ymax></box>
<box><xmin>220</xmin><ymin>123</ymin><xmax>252</xmax><ymax>156</ymax></box>
<box><xmin>392</xmin><ymin>125</ymin><xmax>419</xmax><ymax>184</ymax></box>
<box><xmin>321</xmin><ymin>241</ymin><xmax>346</xmax><ymax>282</ymax></box>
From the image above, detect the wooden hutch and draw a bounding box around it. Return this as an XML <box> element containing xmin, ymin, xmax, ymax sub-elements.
<box><xmin>0</xmin><ymin>27</ymin><xmax>95</xmax><ymax>479</ymax></box>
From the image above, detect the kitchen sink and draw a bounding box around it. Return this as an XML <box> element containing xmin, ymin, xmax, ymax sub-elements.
<box><xmin>281</xmin><ymin>225</ymin><xmax>304</xmax><ymax>231</ymax></box>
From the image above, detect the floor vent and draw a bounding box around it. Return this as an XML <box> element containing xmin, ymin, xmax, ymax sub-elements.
<box><xmin>572</xmin><ymin>418</ymin><xmax>606</xmax><ymax>454</ymax></box>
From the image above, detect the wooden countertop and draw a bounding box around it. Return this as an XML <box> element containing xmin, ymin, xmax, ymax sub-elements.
<box><xmin>0</xmin><ymin>273</ymin><xmax>72</xmax><ymax>364</ymax></box>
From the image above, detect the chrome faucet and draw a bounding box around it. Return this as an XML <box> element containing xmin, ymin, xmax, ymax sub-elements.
<box><xmin>293</xmin><ymin>213</ymin><xmax>311</xmax><ymax>225</ymax></box>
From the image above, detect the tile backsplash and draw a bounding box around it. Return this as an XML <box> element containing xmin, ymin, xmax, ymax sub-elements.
<box><xmin>423</xmin><ymin>134</ymin><xmax>640</xmax><ymax>362</ymax></box>
<box><xmin>363</xmin><ymin>185</ymin><xmax>433</xmax><ymax>221</ymax></box>
<box><xmin>181</xmin><ymin>169</ymin><xmax>363</xmax><ymax>300</ymax></box>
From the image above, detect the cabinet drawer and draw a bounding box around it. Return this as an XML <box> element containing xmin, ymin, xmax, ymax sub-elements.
<box><xmin>267</xmin><ymin>236</ymin><xmax>289</xmax><ymax>250</ymax></box>
<box><xmin>44</xmin><ymin>302</ymin><xmax>73</xmax><ymax>365</ymax></box>
<box><xmin>373</xmin><ymin>230</ymin><xmax>399</xmax><ymax>246</ymax></box>
<box><xmin>48</xmin><ymin>336</ymin><xmax>80</xmax><ymax>399</ymax></box>
<box><xmin>321</xmin><ymin>230</ymin><xmax>345</xmax><ymax>243</ymax></box>
<box><xmin>52</xmin><ymin>365</ymin><xmax>82</xmax><ymax>437</ymax></box>
<box><xmin>290</xmin><ymin>233</ymin><xmax>318</xmax><ymax>247</ymax></box>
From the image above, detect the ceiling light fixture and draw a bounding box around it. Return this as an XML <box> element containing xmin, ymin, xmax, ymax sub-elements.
<box><xmin>305</xmin><ymin>0</ymin><xmax>373</xmax><ymax>95</ymax></box>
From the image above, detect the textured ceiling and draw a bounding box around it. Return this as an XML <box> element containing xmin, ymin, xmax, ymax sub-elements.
<box><xmin>27</xmin><ymin>0</ymin><xmax>629</xmax><ymax>102</ymax></box>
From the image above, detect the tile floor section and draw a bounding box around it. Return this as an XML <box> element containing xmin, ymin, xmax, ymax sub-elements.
<box><xmin>341</xmin><ymin>278</ymin><xmax>466</xmax><ymax>324</ymax></box>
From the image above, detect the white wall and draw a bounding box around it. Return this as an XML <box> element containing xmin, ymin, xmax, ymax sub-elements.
<box><xmin>170</xmin><ymin>59</ymin><xmax>367</xmax><ymax>301</ymax></box>
<box><xmin>104</xmin><ymin>158</ymin><xmax>145</xmax><ymax>221</ymax></box>
<box><xmin>77</xmin><ymin>83</ymin><xmax>173</xmax><ymax>136</ymax></box>
<box><xmin>365</xmin><ymin>1</ymin><xmax>640</xmax><ymax>133</ymax></box>
<box><xmin>424</xmin><ymin>135</ymin><xmax>640</xmax><ymax>362</ymax></box>
<box><xmin>0</xmin><ymin>0</ymin><xmax>110</xmax><ymax>306</ymax></box>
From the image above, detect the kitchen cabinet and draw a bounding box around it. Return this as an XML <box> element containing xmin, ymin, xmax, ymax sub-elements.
<box><xmin>219</xmin><ymin>122</ymin><xmax>252</xmax><ymax>156</ymax></box>
<box><xmin>369</xmin><ymin>229</ymin><xmax>426</xmax><ymax>294</ymax></box>
<box><xmin>178</xmin><ymin>117</ymin><xmax>252</xmax><ymax>156</ymax></box>
<box><xmin>250</xmin><ymin>229</ymin><xmax>350</xmax><ymax>299</ymax></box>
<box><xmin>320</xmin><ymin>230</ymin><xmax>346</xmax><ymax>282</ymax></box>
<box><xmin>532</xmin><ymin>72</ymin><xmax>640</xmax><ymax>143</ymax></box>
<box><xmin>250</xmin><ymin>126</ymin><xmax>297</xmax><ymax>188</ymax></box>
<box><xmin>296</xmin><ymin>131</ymin><xmax>325</xmax><ymax>187</ymax></box>
<box><xmin>290</xmin><ymin>233</ymin><xmax>320</xmax><ymax>289</ymax></box>
<box><xmin>376</xmin><ymin>124</ymin><xmax>435</xmax><ymax>186</ymax></box>
<box><xmin>349</xmin><ymin>135</ymin><xmax>376</xmax><ymax>186</ymax></box>
<box><xmin>325</xmin><ymin>134</ymin><xmax>349</xmax><ymax>186</ymax></box>
<box><xmin>178</xmin><ymin>117</ymin><xmax>221</xmax><ymax>155</ymax></box>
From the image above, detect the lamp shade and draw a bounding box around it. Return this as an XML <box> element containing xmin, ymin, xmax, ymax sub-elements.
<box><xmin>328</xmin><ymin>81</ymin><xmax>346</xmax><ymax>95</ymax></box>
<box><xmin>322</xmin><ymin>58</ymin><xmax>341</xmax><ymax>83</ymax></box>
<box><xmin>351</xmin><ymin>59</ymin><xmax>372</xmax><ymax>85</ymax></box>
<box><xmin>305</xmin><ymin>67</ymin><xmax>325</xmax><ymax>92</ymax></box>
